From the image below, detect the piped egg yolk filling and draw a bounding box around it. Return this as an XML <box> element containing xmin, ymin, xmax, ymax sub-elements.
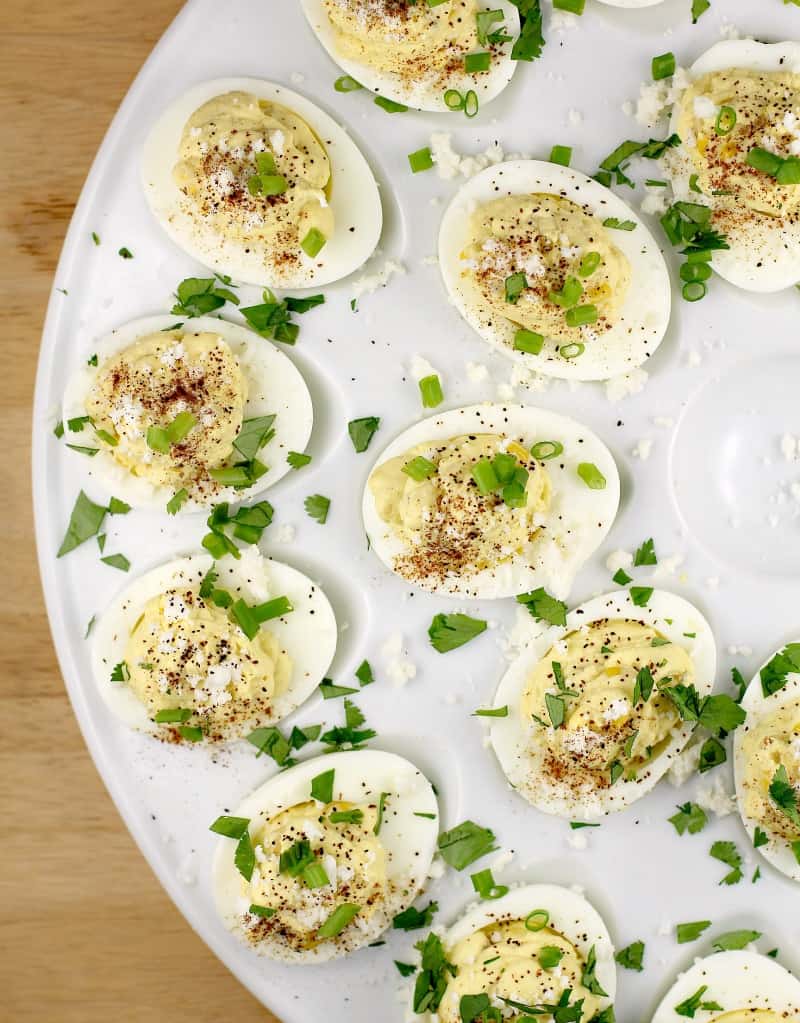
<box><xmin>85</xmin><ymin>330</ymin><xmax>246</xmax><ymax>495</ymax></box>
<box><xmin>740</xmin><ymin>699</ymin><xmax>800</xmax><ymax>842</ymax></box>
<box><xmin>173</xmin><ymin>91</ymin><xmax>333</xmax><ymax>269</ymax></box>
<box><xmin>675</xmin><ymin>69</ymin><xmax>800</xmax><ymax>221</ymax></box>
<box><xmin>462</xmin><ymin>194</ymin><xmax>631</xmax><ymax>347</ymax></box>
<box><xmin>124</xmin><ymin>587</ymin><xmax>291</xmax><ymax>740</ymax></box>
<box><xmin>244</xmin><ymin>800</ymin><xmax>389</xmax><ymax>950</ymax></box>
<box><xmin>323</xmin><ymin>0</ymin><xmax>481</xmax><ymax>88</ymax></box>
<box><xmin>368</xmin><ymin>434</ymin><xmax>551</xmax><ymax>584</ymax></box>
<box><xmin>521</xmin><ymin>619</ymin><xmax>693</xmax><ymax>791</ymax></box>
<box><xmin>438</xmin><ymin>919</ymin><xmax>603</xmax><ymax>1023</ymax></box>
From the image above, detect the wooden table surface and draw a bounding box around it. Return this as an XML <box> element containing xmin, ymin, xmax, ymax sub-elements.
<box><xmin>1</xmin><ymin>2</ymin><xmax>276</xmax><ymax>1019</ymax></box>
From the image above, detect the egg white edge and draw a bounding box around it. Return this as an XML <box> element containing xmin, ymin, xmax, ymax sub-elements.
<box><xmin>667</xmin><ymin>40</ymin><xmax>800</xmax><ymax>294</ymax></box>
<box><xmin>212</xmin><ymin>749</ymin><xmax>439</xmax><ymax>962</ymax></box>
<box><xmin>61</xmin><ymin>314</ymin><xmax>313</xmax><ymax>511</ymax></box>
<box><xmin>298</xmin><ymin>0</ymin><xmax>520</xmax><ymax>113</ymax></box>
<box><xmin>733</xmin><ymin>642</ymin><xmax>800</xmax><ymax>883</ymax></box>
<box><xmin>361</xmin><ymin>403</ymin><xmax>621</xmax><ymax>600</ymax></box>
<box><xmin>421</xmin><ymin>882</ymin><xmax>616</xmax><ymax>1020</ymax></box>
<box><xmin>437</xmin><ymin>159</ymin><xmax>671</xmax><ymax>381</ymax></box>
<box><xmin>91</xmin><ymin>547</ymin><xmax>338</xmax><ymax>739</ymax></box>
<box><xmin>651</xmin><ymin>949</ymin><xmax>800</xmax><ymax>1022</ymax></box>
<box><xmin>141</xmin><ymin>77</ymin><xmax>383</xmax><ymax>288</ymax></box>
<box><xmin>488</xmin><ymin>588</ymin><xmax>717</xmax><ymax>819</ymax></box>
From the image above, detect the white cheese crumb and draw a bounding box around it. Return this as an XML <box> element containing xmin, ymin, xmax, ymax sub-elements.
<box><xmin>380</xmin><ymin>632</ymin><xmax>417</xmax><ymax>688</ymax></box>
<box><xmin>567</xmin><ymin>108</ymin><xmax>583</xmax><ymax>127</ymax></box>
<box><xmin>640</xmin><ymin>188</ymin><xmax>669</xmax><ymax>216</ymax></box>
<box><xmin>466</xmin><ymin>361</ymin><xmax>489</xmax><ymax>383</ymax></box>
<box><xmin>653</xmin><ymin>416</ymin><xmax>675</xmax><ymax>429</ymax></box>
<box><xmin>566</xmin><ymin>830</ymin><xmax>588</xmax><ymax>851</ymax></box>
<box><xmin>727</xmin><ymin>644</ymin><xmax>752</xmax><ymax>657</ymax></box>
<box><xmin>667</xmin><ymin>739</ymin><xmax>702</xmax><ymax>786</ymax></box>
<box><xmin>652</xmin><ymin>553</ymin><xmax>684</xmax><ymax>581</ymax></box>
<box><xmin>351</xmin><ymin>260</ymin><xmax>406</xmax><ymax>300</ymax></box>
<box><xmin>429</xmin><ymin>132</ymin><xmax>515</xmax><ymax>181</ymax></box>
<box><xmin>275</xmin><ymin>524</ymin><xmax>295</xmax><ymax>544</ymax></box>
<box><xmin>606</xmin><ymin>549</ymin><xmax>633</xmax><ymax>574</ymax></box>
<box><xmin>632</xmin><ymin>437</ymin><xmax>654</xmax><ymax>461</ymax></box>
<box><xmin>410</xmin><ymin>354</ymin><xmax>438</xmax><ymax>381</ymax></box>
<box><xmin>605</xmin><ymin>368</ymin><xmax>648</xmax><ymax>403</ymax></box>
<box><xmin>685</xmin><ymin>350</ymin><xmax>702</xmax><ymax>368</ymax></box>
<box><xmin>694</xmin><ymin>777</ymin><xmax>737</xmax><ymax>818</ymax></box>
<box><xmin>781</xmin><ymin>434</ymin><xmax>799</xmax><ymax>462</ymax></box>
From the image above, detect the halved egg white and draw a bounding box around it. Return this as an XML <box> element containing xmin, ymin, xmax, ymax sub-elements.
<box><xmin>667</xmin><ymin>41</ymin><xmax>800</xmax><ymax>293</ymax></box>
<box><xmin>438</xmin><ymin>160</ymin><xmax>670</xmax><ymax>380</ymax></box>
<box><xmin>489</xmin><ymin>589</ymin><xmax>716</xmax><ymax>818</ymax></box>
<box><xmin>300</xmin><ymin>0</ymin><xmax>520</xmax><ymax>113</ymax></box>
<box><xmin>91</xmin><ymin>547</ymin><xmax>337</xmax><ymax>741</ymax></box>
<box><xmin>362</xmin><ymin>403</ymin><xmax>620</xmax><ymax>600</ymax></box>
<box><xmin>734</xmin><ymin>642</ymin><xmax>800</xmax><ymax>882</ymax></box>
<box><xmin>142</xmin><ymin>77</ymin><xmax>382</xmax><ymax>288</ymax></box>
<box><xmin>213</xmin><ymin>749</ymin><xmax>439</xmax><ymax>962</ymax></box>
<box><xmin>428</xmin><ymin>884</ymin><xmax>616</xmax><ymax>1023</ymax></box>
<box><xmin>62</xmin><ymin>314</ymin><xmax>312</xmax><ymax>511</ymax></box>
<box><xmin>652</xmin><ymin>950</ymin><xmax>800</xmax><ymax>1023</ymax></box>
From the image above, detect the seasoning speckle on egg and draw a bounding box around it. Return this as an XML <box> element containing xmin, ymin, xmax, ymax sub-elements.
<box><xmin>490</xmin><ymin>589</ymin><xmax>716</xmax><ymax>817</ymax></box>
<box><xmin>142</xmin><ymin>78</ymin><xmax>382</xmax><ymax>287</ymax></box>
<box><xmin>212</xmin><ymin>750</ymin><xmax>439</xmax><ymax>961</ymax></box>
<box><xmin>363</xmin><ymin>404</ymin><xmax>620</xmax><ymax>600</ymax></box>
<box><xmin>439</xmin><ymin>160</ymin><xmax>671</xmax><ymax>380</ymax></box>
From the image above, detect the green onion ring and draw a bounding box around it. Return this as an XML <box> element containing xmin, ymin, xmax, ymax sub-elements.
<box><xmin>444</xmin><ymin>89</ymin><xmax>465</xmax><ymax>110</ymax></box>
<box><xmin>464</xmin><ymin>89</ymin><xmax>479</xmax><ymax>118</ymax></box>
<box><xmin>525</xmin><ymin>909</ymin><xmax>550</xmax><ymax>931</ymax></box>
<box><xmin>559</xmin><ymin>342</ymin><xmax>585</xmax><ymax>360</ymax></box>
<box><xmin>715</xmin><ymin>105</ymin><xmax>736</xmax><ymax>136</ymax></box>
<box><xmin>531</xmin><ymin>440</ymin><xmax>564</xmax><ymax>461</ymax></box>
<box><xmin>682</xmin><ymin>280</ymin><xmax>707</xmax><ymax>302</ymax></box>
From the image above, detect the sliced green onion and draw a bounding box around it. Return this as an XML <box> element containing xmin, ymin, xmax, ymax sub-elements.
<box><xmin>645</xmin><ymin>179</ymin><xmax>668</xmax><ymax>188</ymax></box>
<box><xmin>777</xmin><ymin>157</ymin><xmax>800</xmax><ymax>185</ymax></box>
<box><xmin>472</xmin><ymin>459</ymin><xmax>500</xmax><ymax>495</ymax></box>
<box><xmin>715</xmin><ymin>105</ymin><xmax>736</xmax><ymax>136</ymax></box>
<box><xmin>578</xmin><ymin>251</ymin><xmax>601</xmax><ymax>277</ymax></box>
<box><xmin>559</xmin><ymin>342</ymin><xmax>585</xmax><ymax>360</ymax></box>
<box><xmin>418</xmin><ymin>374</ymin><xmax>444</xmax><ymax>408</ymax></box>
<box><xmin>402</xmin><ymin>456</ymin><xmax>437</xmax><ymax>481</ymax></box>
<box><xmin>249</xmin><ymin>904</ymin><xmax>276</xmax><ymax>918</ymax></box>
<box><xmin>408</xmin><ymin>146</ymin><xmax>434</xmax><ymax>173</ymax></box>
<box><xmin>531</xmin><ymin>440</ymin><xmax>564</xmax><ymax>461</ymax></box>
<box><xmin>464</xmin><ymin>90</ymin><xmax>479</xmax><ymax>118</ymax></box>
<box><xmin>334</xmin><ymin>75</ymin><xmax>362</xmax><ymax>92</ymax></box>
<box><xmin>603</xmin><ymin>217</ymin><xmax>636</xmax><ymax>231</ymax></box>
<box><xmin>689</xmin><ymin>173</ymin><xmax>702</xmax><ymax>193</ymax></box>
<box><xmin>146</xmin><ymin>426</ymin><xmax>170</xmax><ymax>454</ymax></box>
<box><xmin>465</xmin><ymin>51</ymin><xmax>491</xmax><ymax>73</ymax></box>
<box><xmin>374</xmin><ymin>95</ymin><xmax>408</xmax><ymax>113</ymax></box>
<box><xmin>577</xmin><ymin>462</ymin><xmax>607</xmax><ymax>490</ymax></box>
<box><xmin>317</xmin><ymin>903</ymin><xmax>360</xmax><ymax>939</ymax></box>
<box><xmin>682</xmin><ymin>281</ymin><xmax>707</xmax><ymax>302</ymax></box>
<box><xmin>476</xmin><ymin>9</ymin><xmax>505</xmax><ymax>44</ymax></box>
<box><xmin>444</xmin><ymin>88</ymin><xmax>465</xmax><ymax>110</ymax></box>
<box><xmin>179</xmin><ymin>725</ymin><xmax>203</xmax><ymax>742</ymax></box>
<box><xmin>302</xmin><ymin>862</ymin><xmax>330</xmax><ymax>889</ymax></box>
<box><xmin>679</xmin><ymin>262</ymin><xmax>712</xmax><ymax>283</ymax></box>
<box><xmin>525</xmin><ymin>909</ymin><xmax>550</xmax><ymax>931</ymax></box>
<box><xmin>652</xmin><ymin>51</ymin><xmax>675</xmax><ymax>81</ymax></box>
<box><xmin>255</xmin><ymin>152</ymin><xmax>277</xmax><ymax>175</ymax></box>
<box><xmin>553</xmin><ymin>0</ymin><xmax>585</xmax><ymax>11</ymax></box>
<box><xmin>301</xmin><ymin>228</ymin><xmax>327</xmax><ymax>258</ymax></box>
<box><xmin>746</xmin><ymin>147</ymin><xmax>783</xmax><ymax>177</ymax></box>
<box><xmin>259</xmin><ymin>175</ymin><xmax>288</xmax><ymax>196</ymax></box>
<box><xmin>565</xmin><ymin>305</ymin><xmax>598</xmax><ymax>327</ymax></box>
<box><xmin>549</xmin><ymin>145</ymin><xmax>572</xmax><ymax>167</ymax></box>
<box><xmin>548</xmin><ymin>275</ymin><xmax>583</xmax><ymax>308</ymax></box>
<box><xmin>471</xmin><ymin>868</ymin><xmax>510</xmax><ymax>900</ymax></box>
<box><xmin>154</xmin><ymin>707</ymin><xmax>192</xmax><ymax>723</ymax></box>
<box><xmin>513</xmin><ymin>328</ymin><xmax>544</xmax><ymax>354</ymax></box>
<box><xmin>504</xmin><ymin>272</ymin><xmax>528</xmax><ymax>303</ymax></box>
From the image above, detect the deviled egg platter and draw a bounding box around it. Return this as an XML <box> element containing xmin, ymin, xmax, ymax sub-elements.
<box><xmin>414</xmin><ymin>885</ymin><xmax>616</xmax><ymax>1022</ymax></box>
<box><xmin>61</xmin><ymin>315</ymin><xmax>313</xmax><ymax>511</ymax></box>
<box><xmin>142</xmin><ymin>78</ymin><xmax>382</xmax><ymax>287</ymax></box>
<box><xmin>300</xmin><ymin>0</ymin><xmax>520</xmax><ymax>113</ymax></box>
<box><xmin>90</xmin><ymin>547</ymin><xmax>337</xmax><ymax>745</ymax></box>
<box><xmin>665</xmin><ymin>40</ymin><xmax>800</xmax><ymax>292</ymax></box>
<box><xmin>362</xmin><ymin>404</ymin><xmax>620</xmax><ymax>600</ymax></box>
<box><xmin>489</xmin><ymin>589</ymin><xmax>716</xmax><ymax>818</ymax></box>
<box><xmin>438</xmin><ymin>160</ymin><xmax>671</xmax><ymax>380</ymax></box>
<box><xmin>652</xmin><ymin>950</ymin><xmax>800</xmax><ymax>1023</ymax></box>
<box><xmin>212</xmin><ymin>750</ymin><xmax>439</xmax><ymax>961</ymax></box>
<box><xmin>734</xmin><ymin>641</ymin><xmax>800</xmax><ymax>882</ymax></box>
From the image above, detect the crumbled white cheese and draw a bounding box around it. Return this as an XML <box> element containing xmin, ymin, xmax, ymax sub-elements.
<box><xmin>695</xmin><ymin>776</ymin><xmax>737</xmax><ymax>818</ymax></box>
<box><xmin>727</xmin><ymin>644</ymin><xmax>752</xmax><ymax>657</ymax></box>
<box><xmin>685</xmin><ymin>350</ymin><xmax>702</xmax><ymax>368</ymax></box>
<box><xmin>289</xmin><ymin>71</ymin><xmax>305</xmax><ymax>85</ymax></box>
<box><xmin>410</xmin><ymin>354</ymin><xmax>438</xmax><ymax>381</ymax></box>
<box><xmin>605</xmin><ymin>368</ymin><xmax>648</xmax><ymax>403</ymax></box>
<box><xmin>466</xmin><ymin>361</ymin><xmax>489</xmax><ymax>383</ymax></box>
<box><xmin>496</xmin><ymin>382</ymin><xmax>515</xmax><ymax>401</ymax></box>
<box><xmin>275</xmin><ymin>523</ymin><xmax>295</xmax><ymax>544</ymax></box>
<box><xmin>606</xmin><ymin>549</ymin><xmax>633</xmax><ymax>574</ymax></box>
<box><xmin>667</xmin><ymin>738</ymin><xmax>702</xmax><ymax>786</ymax></box>
<box><xmin>429</xmin><ymin>132</ymin><xmax>515</xmax><ymax>181</ymax></box>
<box><xmin>653</xmin><ymin>416</ymin><xmax>675</xmax><ymax>429</ymax></box>
<box><xmin>567</xmin><ymin>108</ymin><xmax>583</xmax><ymax>127</ymax></box>
<box><xmin>352</xmin><ymin>260</ymin><xmax>406</xmax><ymax>300</ymax></box>
<box><xmin>381</xmin><ymin>632</ymin><xmax>417</xmax><ymax>688</ymax></box>
<box><xmin>566</xmin><ymin>830</ymin><xmax>588</xmax><ymax>851</ymax></box>
<box><xmin>719</xmin><ymin>20</ymin><xmax>743</xmax><ymax>41</ymax></box>
<box><xmin>632</xmin><ymin>437</ymin><xmax>654</xmax><ymax>461</ymax></box>
<box><xmin>781</xmin><ymin>433</ymin><xmax>799</xmax><ymax>462</ymax></box>
<box><xmin>640</xmin><ymin>188</ymin><xmax>670</xmax><ymax>216</ymax></box>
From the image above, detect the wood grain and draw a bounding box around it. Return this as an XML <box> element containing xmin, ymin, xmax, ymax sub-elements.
<box><xmin>0</xmin><ymin>3</ymin><xmax>276</xmax><ymax>1019</ymax></box>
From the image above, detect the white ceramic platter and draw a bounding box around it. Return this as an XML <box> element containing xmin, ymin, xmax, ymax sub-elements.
<box><xmin>32</xmin><ymin>2</ymin><xmax>800</xmax><ymax>1021</ymax></box>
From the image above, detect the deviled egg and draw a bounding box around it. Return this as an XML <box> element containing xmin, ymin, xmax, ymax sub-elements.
<box><xmin>734</xmin><ymin>641</ymin><xmax>800</xmax><ymax>882</ymax></box>
<box><xmin>421</xmin><ymin>884</ymin><xmax>615</xmax><ymax>1022</ymax></box>
<box><xmin>666</xmin><ymin>40</ymin><xmax>800</xmax><ymax>292</ymax></box>
<box><xmin>62</xmin><ymin>315</ymin><xmax>312</xmax><ymax>510</ymax></box>
<box><xmin>438</xmin><ymin>160</ymin><xmax>670</xmax><ymax>380</ymax></box>
<box><xmin>489</xmin><ymin>589</ymin><xmax>716</xmax><ymax>817</ymax></box>
<box><xmin>142</xmin><ymin>78</ymin><xmax>382</xmax><ymax>287</ymax></box>
<box><xmin>91</xmin><ymin>548</ymin><xmax>337</xmax><ymax>743</ymax></box>
<box><xmin>652</xmin><ymin>950</ymin><xmax>800</xmax><ymax>1023</ymax></box>
<box><xmin>212</xmin><ymin>749</ymin><xmax>439</xmax><ymax>961</ymax></box>
<box><xmin>300</xmin><ymin>0</ymin><xmax>520</xmax><ymax>113</ymax></box>
<box><xmin>362</xmin><ymin>404</ymin><xmax>620</xmax><ymax>600</ymax></box>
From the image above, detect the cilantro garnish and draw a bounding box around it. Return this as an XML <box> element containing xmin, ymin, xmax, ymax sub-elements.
<box><xmin>347</xmin><ymin>416</ymin><xmax>381</xmax><ymax>453</ymax></box>
<box><xmin>633</xmin><ymin>537</ymin><xmax>658</xmax><ymax>566</ymax></box>
<box><xmin>675</xmin><ymin>986</ymin><xmax>722</xmax><ymax>1018</ymax></box>
<box><xmin>393</xmin><ymin>901</ymin><xmax>437</xmax><ymax>931</ymax></box>
<box><xmin>171</xmin><ymin>276</ymin><xmax>239</xmax><ymax>317</ymax></box>
<box><xmin>508</xmin><ymin>0</ymin><xmax>545</xmax><ymax>62</ymax></box>
<box><xmin>516</xmin><ymin>587</ymin><xmax>567</xmax><ymax>626</ymax></box>
<box><xmin>57</xmin><ymin>491</ymin><xmax>108</xmax><ymax>556</ymax></box>
<box><xmin>412</xmin><ymin>932</ymin><xmax>456</xmax><ymax>1014</ymax></box>
<box><xmin>599</xmin><ymin>135</ymin><xmax>680</xmax><ymax>188</ymax></box>
<box><xmin>710</xmin><ymin>840</ymin><xmax>743</xmax><ymax>885</ymax></box>
<box><xmin>676</xmin><ymin>920</ymin><xmax>711</xmax><ymax>943</ymax></box>
<box><xmin>437</xmin><ymin>820</ymin><xmax>497</xmax><ymax>870</ymax></box>
<box><xmin>615</xmin><ymin>940</ymin><xmax>644</xmax><ymax>971</ymax></box>
<box><xmin>760</xmin><ymin>644</ymin><xmax>800</xmax><ymax>697</ymax></box>
<box><xmin>712</xmin><ymin>929</ymin><xmax>761</xmax><ymax>952</ymax></box>
<box><xmin>355</xmin><ymin>659</ymin><xmax>374</xmax><ymax>686</ymax></box>
<box><xmin>287</xmin><ymin>451</ymin><xmax>311</xmax><ymax>469</ymax></box>
<box><xmin>769</xmin><ymin>764</ymin><xmax>800</xmax><ymax>828</ymax></box>
<box><xmin>428</xmin><ymin>613</ymin><xmax>487</xmax><ymax>653</ymax></box>
<box><xmin>319</xmin><ymin>699</ymin><xmax>376</xmax><ymax>750</ymax></box>
<box><xmin>305</xmin><ymin>494</ymin><xmax>330</xmax><ymax>524</ymax></box>
<box><xmin>669</xmin><ymin>802</ymin><xmax>708</xmax><ymax>836</ymax></box>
